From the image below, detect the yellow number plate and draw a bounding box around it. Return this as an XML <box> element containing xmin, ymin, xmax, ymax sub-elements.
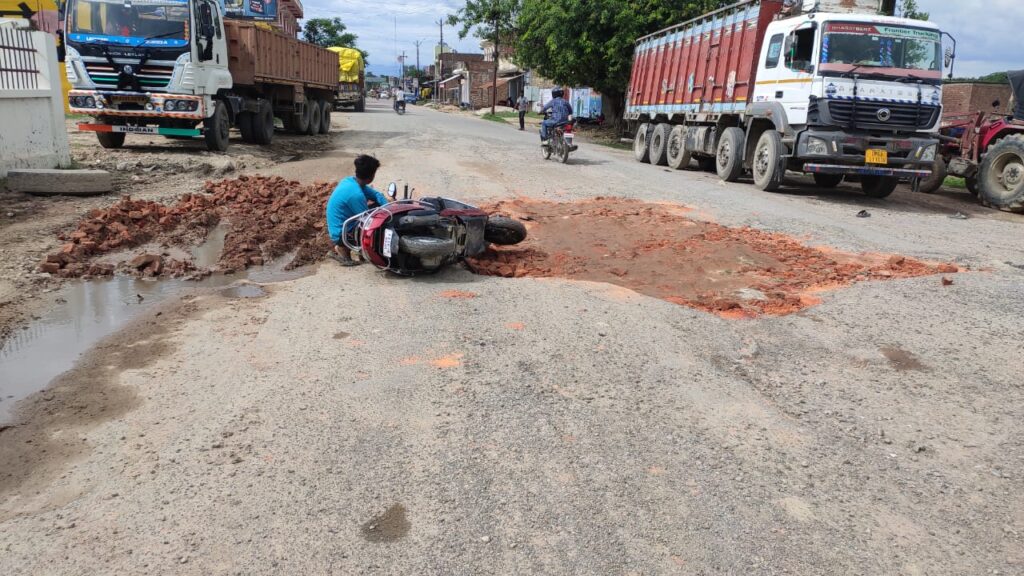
<box><xmin>865</xmin><ymin>149</ymin><xmax>888</xmax><ymax>165</ymax></box>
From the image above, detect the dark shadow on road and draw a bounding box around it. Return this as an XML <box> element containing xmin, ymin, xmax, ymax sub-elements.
<box><xmin>567</xmin><ymin>158</ymin><xmax>609</xmax><ymax>167</ymax></box>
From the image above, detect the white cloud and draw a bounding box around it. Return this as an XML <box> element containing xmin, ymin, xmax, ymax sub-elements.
<box><xmin>918</xmin><ymin>0</ymin><xmax>1021</xmax><ymax>78</ymax></box>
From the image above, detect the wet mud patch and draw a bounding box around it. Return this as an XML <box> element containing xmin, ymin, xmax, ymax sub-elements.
<box><xmin>468</xmin><ymin>198</ymin><xmax>959</xmax><ymax>317</ymax></box>
<box><xmin>880</xmin><ymin>347</ymin><xmax>929</xmax><ymax>371</ymax></box>
<box><xmin>361</xmin><ymin>504</ymin><xmax>411</xmax><ymax>543</ymax></box>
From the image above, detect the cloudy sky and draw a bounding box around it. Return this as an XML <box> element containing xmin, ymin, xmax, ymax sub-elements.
<box><xmin>300</xmin><ymin>0</ymin><xmax>1019</xmax><ymax>79</ymax></box>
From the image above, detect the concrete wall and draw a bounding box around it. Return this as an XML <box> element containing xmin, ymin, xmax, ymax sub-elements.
<box><xmin>0</xmin><ymin>22</ymin><xmax>71</xmax><ymax>178</ymax></box>
<box><xmin>942</xmin><ymin>83</ymin><xmax>1013</xmax><ymax>117</ymax></box>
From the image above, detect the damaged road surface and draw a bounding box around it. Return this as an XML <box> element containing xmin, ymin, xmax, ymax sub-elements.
<box><xmin>1</xmin><ymin>100</ymin><xmax>1022</xmax><ymax>576</ymax></box>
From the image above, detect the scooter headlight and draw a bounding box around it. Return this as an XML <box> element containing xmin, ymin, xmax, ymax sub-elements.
<box><xmin>806</xmin><ymin>137</ymin><xmax>829</xmax><ymax>156</ymax></box>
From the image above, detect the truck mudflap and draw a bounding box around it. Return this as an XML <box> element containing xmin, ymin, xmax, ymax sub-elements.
<box><xmin>78</xmin><ymin>123</ymin><xmax>202</xmax><ymax>138</ymax></box>
<box><xmin>804</xmin><ymin>164</ymin><xmax>931</xmax><ymax>179</ymax></box>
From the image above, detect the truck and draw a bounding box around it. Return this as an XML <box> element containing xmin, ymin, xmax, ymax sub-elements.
<box><xmin>626</xmin><ymin>0</ymin><xmax>954</xmax><ymax>198</ymax></box>
<box><xmin>920</xmin><ymin>71</ymin><xmax>1024</xmax><ymax>212</ymax></box>
<box><xmin>63</xmin><ymin>0</ymin><xmax>337</xmax><ymax>152</ymax></box>
<box><xmin>329</xmin><ymin>46</ymin><xmax>365</xmax><ymax>112</ymax></box>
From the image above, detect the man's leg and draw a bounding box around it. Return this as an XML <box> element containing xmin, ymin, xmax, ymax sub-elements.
<box><xmin>332</xmin><ymin>239</ymin><xmax>360</xmax><ymax>266</ymax></box>
<box><xmin>519</xmin><ymin>111</ymin><xmax>525</xmax><ymax>130</ymax></box>
<box><xmin>540</xmin><ymin>120</ymin><xmax>550</xmax><ymax>142</ymax></box>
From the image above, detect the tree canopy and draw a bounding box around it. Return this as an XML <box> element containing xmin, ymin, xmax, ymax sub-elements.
<box><xmin>898</xmin><ymin>0</ymin><xmax>929</xmax><ymax>20</ymax></box>
<box><xmin>303</xmin><ymin>18</ymin><xmax>360</xmax><ymax>50</ymax></box>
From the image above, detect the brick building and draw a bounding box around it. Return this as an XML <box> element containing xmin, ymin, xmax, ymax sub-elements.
<box><xmin>942</xmin><ymin>82</ymin><xmax>1013</xmax><ymax>117</ymax></box>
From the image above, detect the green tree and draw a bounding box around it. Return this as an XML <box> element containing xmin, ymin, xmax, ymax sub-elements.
<box><xmin>515</xmin><ymin>0</ymin><xmax>729</xmax><ymax>123</ymax></box>
<box><xmin>449</xmin><ymin>0</ymin><xmax>521</xmax><ymax>114</ymax></box>
<box><xmin>898</xmin><ymin>0</ymin><xmax>929</xmax><ymax>20</ymax></box>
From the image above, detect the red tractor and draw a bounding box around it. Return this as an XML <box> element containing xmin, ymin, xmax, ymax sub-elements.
<box><xmin>921</xmin><ymin>70</ymin><xmax>1024</xmax><ymax>212</ymax></box>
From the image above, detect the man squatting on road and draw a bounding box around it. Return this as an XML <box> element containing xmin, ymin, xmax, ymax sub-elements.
<box><xmin>326</xmin><ymin>155</ymin><xmax>390</xmax><ymax>266</ymax></box>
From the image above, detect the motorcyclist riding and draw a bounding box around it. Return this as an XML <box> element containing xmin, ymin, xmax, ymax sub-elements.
<box><xmin>540</xmin><ymin>89</ymin><xmax>573</xmax><ymax>146</ymax></box>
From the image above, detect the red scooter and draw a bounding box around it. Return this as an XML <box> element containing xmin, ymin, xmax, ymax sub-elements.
<box><xmin>341</xmin><ymin>183</ymin><xmax>527</xmax><ymax>275</ymax></box>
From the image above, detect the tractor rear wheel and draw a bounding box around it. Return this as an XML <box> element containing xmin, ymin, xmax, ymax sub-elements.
<box><xmin>978</xmin><ymin>135</ymin><xmax>1024</xmax><ymax>212</ymax></box>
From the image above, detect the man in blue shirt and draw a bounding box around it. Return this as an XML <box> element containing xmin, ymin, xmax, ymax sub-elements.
<box><xmin>326</xmin><ymin>155</ymin><xmax>389</xmax><ymax>266</ymax></box>
<box><xmin>540</xmin><ymin>88</ymin><xmax>573</xmax><ymax>144</ymax></box>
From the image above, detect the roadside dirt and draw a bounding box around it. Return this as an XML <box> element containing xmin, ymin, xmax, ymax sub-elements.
<box><xmin>468</xmin><ymin>198</ymin><xmax>959</xmax><ymax>317</ymax></box>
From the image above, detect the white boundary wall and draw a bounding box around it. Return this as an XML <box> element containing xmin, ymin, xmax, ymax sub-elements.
<box><xmin>0</xmin><ymin>20</ymin><xmax>71</xmax><ymax>178</ymax></box>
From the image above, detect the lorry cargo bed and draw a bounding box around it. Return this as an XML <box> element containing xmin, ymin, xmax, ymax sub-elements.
<box><xmin>225</xmin><ymin>21</ymin><xmax>336</xmax><ymax>90</ymax></box>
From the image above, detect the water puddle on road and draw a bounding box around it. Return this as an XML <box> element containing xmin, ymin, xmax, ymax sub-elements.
<box><xmin>0</xmin><ymin>259</ymin><xmax>309</xmax><ymax>424</ymax></box>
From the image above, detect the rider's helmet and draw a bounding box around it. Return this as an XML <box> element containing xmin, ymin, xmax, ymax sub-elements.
<box><xmin>552</xmin><ymin>88</ymin><xmax>565</xmax><ymax>99</ymax></box>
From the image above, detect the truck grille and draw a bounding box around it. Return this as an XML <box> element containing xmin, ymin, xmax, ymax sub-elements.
<box><xmin>83</xmin><ymin>62</ymin><xmax>174</xmax><ymax>90</ymax></box>
<box><xmin>823</xmin><ymin>99</ymin><xmax>939</xmax><ymax>131</ymax></box>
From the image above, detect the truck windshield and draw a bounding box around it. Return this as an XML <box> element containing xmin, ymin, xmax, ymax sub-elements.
<box><xmin>820</xmin><ymin>22</ymin><xmax>942</xmax><ymax>80</ymax></box>
<box><xmin>68</xmin><ymin>0</ymin><xmax>190</xmax><ymax>47</ymax></box>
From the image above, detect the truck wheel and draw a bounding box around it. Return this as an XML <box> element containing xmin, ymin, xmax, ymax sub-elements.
<box><xmin>978</xmin><ymin>134</ymin><xmax>1024</xmax><ymax>212</ymax></box>
<box><xmin>252</xmin><ymin>102</ymin><xmax>274</xmax><ymax>145</ymax></box>
<box><xmin>355</xmin><ymin>98</ymin><xmax>365</xmax><ymax>113</ymax></box>
<box><xmin>813</xmin><ymin>173</ymin><xmax>844</xmax><ymax>188</ymax></box>
<box><xmin>918</xmin><ymin>157</ymin><xmax>947</xmax><ymax>194</ymax></box>
<box><xmin>204</xmin><ymin>102</ymin><xmax>230</xmax><ymax>152</ymax></box>
<box><xmin>633</xmin><ymin>123</ymin><xmax>651</xmax><ymax>163</ymax></box>
<box><xmin>649</xmin><ymin>123</ymin><xmax>670</xmax><ymax>166</ymax></box>
<box><xmin>485</xmin><ymin>217</ymin><xmax>527</xmax><ymax>245</ymax></box>
<box><xmin>319</xmin><ymin>100</ymin><xmax>331</xmax><ymax>134</ymax></box>
<box><xmin>667</xmin><ymin>125</ymin><xmax>692</xmax><ymax>170</ymax></box>
<box><xmin>399</xmin><ymin>236</ymin><xmax>457</xmax><ymax>259</ymax></box>
<box><xmin>306</xmin><ymin>102</ymin><xmax>321</xmax><ymax>136</ymax></box>
<box><xmin>716</xmin><ymin>127</ymin><xmax>745</xmax><ymax>182</ymax></box>
<box><xmin>752</xmin><ymin>130</ymin><xmax>785</xmax><ymax>192</ymax></box>
<box><xmin>96</xmin><ymin>131</ymin><xmax>126</xmax><ymax>149</ymax></box>
<box><xmin>861</xmin><ymin>176</ymin><xmax>899</xmax><ymax>198</ymax></box>
<box><xmin>238</xmin><ymin>112</ymin><xmax>256</xmax><ymax>143</ymax></box>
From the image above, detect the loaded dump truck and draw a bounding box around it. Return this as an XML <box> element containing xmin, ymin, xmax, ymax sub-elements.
<box><xmin>329</xmin><ymin>47</ymin><xmax>365</xmax><ymax>112</ymax></box>
<box><xmin>627</xmin><ymin>0</ymin><xmax>954</xmax><ymax>198</ymax></box>
<box><xmin>63</xmin><ymin>0</ymin><xmax>336</xmax><ymax>151</ymax></box>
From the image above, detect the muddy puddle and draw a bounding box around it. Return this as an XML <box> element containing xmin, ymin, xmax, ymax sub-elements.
<box><xmin>0</xmin><ymin>257</ymin><xmax>307</xmax><ymax>424</ymax></box>
<box><xmin>469</xmin><ymin>198</ymin><xmax>958</xmax><ymax>318</ymax></box>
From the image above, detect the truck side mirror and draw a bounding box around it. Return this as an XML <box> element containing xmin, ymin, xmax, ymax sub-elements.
<box><xmin>944</xmin><ymin>48</ymin><xmax>954</xmax><ymax>69</ymax></box>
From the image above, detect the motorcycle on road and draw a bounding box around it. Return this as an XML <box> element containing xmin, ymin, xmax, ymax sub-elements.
<box><xmin>542</xmin><ymin>113</ymin><xmax>578</xmax><ymax>164</ymax></box>
<box><xmin>341</xmin><ymin>183</ymin><xmax>527</xmax><ymax>276</ymax></box>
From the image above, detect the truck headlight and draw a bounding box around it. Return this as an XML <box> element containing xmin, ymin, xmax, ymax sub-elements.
<box><xmin>920</xmin><ymin>144</ymin><xmax>937</xmax><ymax>162</ymax></box>
<box><xmin>806</xmin><ymin>137</ymin><xmax>829</xmax><ymax>156</ymax></box>
<box><xmin>84</xmin><ymin>96</ymin><xmax>95</xmax><ymax>108</ymax></box>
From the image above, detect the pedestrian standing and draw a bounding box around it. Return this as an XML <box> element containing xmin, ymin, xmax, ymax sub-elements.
<box><xmin>516</xmin><ymin>93</ymin><xmax>529</xmax><ymax>131</ymax></box>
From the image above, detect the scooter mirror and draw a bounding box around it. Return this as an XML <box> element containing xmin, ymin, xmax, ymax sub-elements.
<box><xmin>387</xmin><ymin>182</ymin><xmax>398</xmax><ymax>199</ymax></box>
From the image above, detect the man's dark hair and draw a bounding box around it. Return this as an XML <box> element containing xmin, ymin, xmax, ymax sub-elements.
<box><xmin>354</xmin><ymin>155</ymin><xmax>381</xmax><ymax>182</ymax></box>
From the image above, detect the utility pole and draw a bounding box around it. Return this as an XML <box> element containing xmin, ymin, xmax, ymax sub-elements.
<box><xmin>413</xmin><ymin>40</ymin><xmax>423</xmax><ymax>74</ymax></box>
<box><xmin>491</xmin><ymin>14</ymin><xmax>499</xmax><ymax>116</ymax></box>
<box><xmin>436</xmin><ymin>18</ymin><xmax>444</xmax><ymax>103</ymax></box>
<box><xmin>399</xmin><ymin>51</ymin><xmax>407</xmax><ymax>89</ymax></box>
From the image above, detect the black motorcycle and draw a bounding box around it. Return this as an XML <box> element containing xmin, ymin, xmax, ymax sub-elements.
<box><xmin>541</xmin><ymin>113</ymin><xmax>578</xmax><ymax>163</ymax></box>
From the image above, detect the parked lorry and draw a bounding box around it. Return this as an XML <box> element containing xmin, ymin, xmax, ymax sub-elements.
<box><xmin>63</xmin><ymin>0</ymin><xmax>337</xmax><ymax>152</ymax></box>
<box><xmin>920</xmin><ymin>70</ymin><xmax>1024</xmax><ymax>212</ymax></box>
<box><xmin>329</xmin><ymin>46</ymin><xmax>365</xmax><ymax>112</ymax></box>
<box><xmin>626</xmin><ymin>0</ymin><xmax>954</xmax><ymax>198</ymax></box>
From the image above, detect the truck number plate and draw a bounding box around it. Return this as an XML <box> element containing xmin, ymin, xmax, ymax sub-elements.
<box><xmin>865</xmin><ymin>149</ymin><xmax>888</xmax><ymax>165</ymax></box>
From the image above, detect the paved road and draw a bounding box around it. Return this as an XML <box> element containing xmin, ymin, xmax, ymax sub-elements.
<box><xmin>1</xmin><ymin>100</ymin><xmax>1022</xmax><ymax>575</ymax></box>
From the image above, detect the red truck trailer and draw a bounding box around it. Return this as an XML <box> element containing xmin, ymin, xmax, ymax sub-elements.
<box><xmin>626</xmin><ymin>0</ymin><xmax>952</xmax><ymax>198</ymax></box>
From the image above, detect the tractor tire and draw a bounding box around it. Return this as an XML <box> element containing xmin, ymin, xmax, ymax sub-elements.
<box><xmin>716</xmin><ymin>127</ymin><xmax>745</xmax><ymax>182</ymax></box>
<box><xmin>203</xmin><ymin>101</ymin><xmax>230</xmax><ymax>152</ymax></box>
<box><xmin>649</xmin><ymin>123</ymin><xmax>670</xmax><ymax>166</ymax></box>
<box><xmin>978</xmin><ymin>134</ymin><xmax>1024</xmax><ymax>212</ymax></box>
<box><xmin>918</xmin><ymin>156</ymin><xmax>947</xmax><ymax>194</ymax></box>
<box><xmin>813</xmin><ymin>173</ymin><xmax>845</xmax><ymax>189</ymax></box>
<box><xmin>484</xmin><ymin>217</ymin><xmax>527</xmax><ymax>245</ymax></box>
<box><xmin>633</xmin><ymin>122</ymin><xmax>651</xmax><ymax>163</ymax></box>
<box><xmin>861</xmin><ymin>176</ymin><xmax>899</xmax><ymax>198</ymax></box>
<box><xmin>96</xmin><ymin>131</ymin><xmax>126</xmax><ymax>149</ymax></box>
<box><xmin>667</xmin><ymin>125</ymin><xmax>692</xmax><ymax>170</ymax></box>
<box><xmin>319</xmin><ymin>100</ymin><xmax>331</xmax><ymax>134</ymax></box>
<box><xmin>752</xmin><ymin>130</ymin><xmax>785</xmax><ymax>192</ymax></box>
<box><xmin>252</xmin><ymin>101</ymin><xmax>274</xmax><ymax>145</ymax></box>
<box><xmin>966</xmin><ymin>176</ymin><xmax>979</xmax><ymax>196</ymax></box>
<box><xmin>306</xmin><ymin>101</ymin><xmax>321</xmax><ymax>136</ymax></box>
<box><xmin>399</xmin><ymin>236</ymin><xmax>457</xmax><ymax>259</ymax></box>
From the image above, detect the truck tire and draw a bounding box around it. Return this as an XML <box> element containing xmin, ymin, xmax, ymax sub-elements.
<box><xmin>649</xmin><ymin>123</ymin><xmax>670</xmax><ymax>166</ymax></box>
<box><xmin>252</xmin><ymin>102</ymin><xmax>274</xmax><ymax>145</ymax></box>
<box><xmin>918</xmin><ymin>157</ymin><xmax>947</xmax><ymax>194</ymax></box>
<box><xmin>355</xmin><ymin>97</ymin><xmax>365</xmax><ymax>112</ymax></box>
<box><xmin>633</xmin><ymin>123</ymin><xmax>651</xmax><ymax>163</ymax></box>
<box><xmin>978</xmin><ymin>134</ymin><xmax>1024</xmax><ymax>212</ymax></box>
<box><xmin>966</xmin><ymin>176</ymin><xmax>979</xmax><ymax>196</ymax></box>
<box><xmin>485</xmin><ymin>217</ymin><xmax>527</xmax><ymax>245</ymax></box>
<box><xmin>716</xmin><ymin>127</ymin><xmax>745</xmax><ymax>182</ymax></box>
<box><xmin>306</xmin><ymin>102</ymin><xmax>321</xmax><ymax>136</ymax></box>
<box><xmin>204</xmin><ymin>101</ymin><xmax>230</xmax><ymax>152</ymax></box>
<box><xmin>238</xmin><ymin>112</ymin><xmax>256</xmax><ymax>143</ymax></box>
<box><xmin>752</xmin><ymin>130</ymin><xmax>785</xmax><ymax>192</ymax></box>
<box><xmin>294</xmin><ymin>103</ymin><xmax>311</xmax><ymax>134</ymax></box>
<box><xmin>319</xmin><ymin>100</ymin><xmax>331</xmax><ymax>134</ymax></box>
<box><xmin>861</xmin><ymin>176</ymin><xmax>899</xmax><ymax>198</ymax></box>
<box><xmin>399</xmin><ymin>236</ymin><xmax>457</xmax><ymax>259</ymax></box>
<box><xmin>96</xmin><ymin>131</ymin><xmax>126</xmax><ymax>149</ymax></box>
<box><xmin>813</xmin><ymin>173</ymin><xmax>844</xmax><ymax>189</ymax></box>
<box><xmin>667</xmin><ymin>125</ymin><xmax>692</xmax><ymax>170</ymax></box>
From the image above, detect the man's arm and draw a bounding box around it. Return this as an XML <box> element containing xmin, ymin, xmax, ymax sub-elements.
<box><xmin>542</xmin><ymin>100</ymin><xmax>554</xmax><ymax>113</ymax></box>
<box><xmin>368</xmin><ymin>187</ymin><xmax>389</xmax><ymax>206</ymax></box>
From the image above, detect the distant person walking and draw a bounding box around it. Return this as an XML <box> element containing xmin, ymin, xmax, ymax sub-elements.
<box><xmin>516</xmin><ymin>93</ymin><xmax>529</xmax><ymax>131</ymax></box>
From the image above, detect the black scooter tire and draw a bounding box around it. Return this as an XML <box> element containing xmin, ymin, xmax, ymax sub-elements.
<box><xmin>399</xmin><ymin>236</ymin><xmax>456</xmax><ymax>258</ymax></box>
<box><xmin>485</xmin><ymin>217</ymin><xmax>527</xmax><ymax>245</ymax></box>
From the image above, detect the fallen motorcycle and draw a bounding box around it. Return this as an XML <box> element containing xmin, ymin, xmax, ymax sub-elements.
<box><xmin>341</xmin><ymin>183</ymin><xmax>527</xmax><ymax>275</ymax></box>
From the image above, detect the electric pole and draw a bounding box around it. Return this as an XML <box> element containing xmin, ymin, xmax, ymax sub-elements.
<box><xmin>399</xmin><ymin>51</ymin><xmax>407</xmax><ymax>89</ymax></box>
<box><xmin>413</xmin><ymin>40</ymin><xmax>423</xmax><ymax>75</ymax></box>
<box><xmin>436</xmin><ymin>18</ymin><xmax>445</xmax><ymax>103</ymax></box>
